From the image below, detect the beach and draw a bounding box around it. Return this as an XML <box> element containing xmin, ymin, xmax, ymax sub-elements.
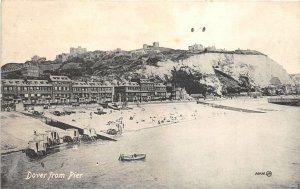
<box><xmin>1</xmin><ymin>97</ymin><xmax>300</xmax><ymax>188</ymax></box>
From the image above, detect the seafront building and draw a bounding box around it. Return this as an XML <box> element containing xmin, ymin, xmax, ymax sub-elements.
<box><xmin>88</xmin><ymin>82</ymin><xmax>114</xmax><ymax>103</ymax></box>
<box><xmin>114</xmin><ymin>79</ymin><xmax>167</xmax><ymax>102</ymax></box>
<box><xmin>114</xmin><ymin>82</ymin><xmax>141</xmax><ymax>102</ymax></box>
<box><xmin>1</xmin><ymin>79</ymin><xmax>52</xmax><ymax>104</ymax></box>
<box><xmin>1</xmin><ymin>75</ymin><xmax>167</xmax><ymax>105</ymax></box>
<box><xmin>49</xmin><ymin>75</ymin><xmax>73</xmax><ymax>104</ymax></box>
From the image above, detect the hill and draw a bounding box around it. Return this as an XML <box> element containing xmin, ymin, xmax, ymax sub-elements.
<box><xmin>1</xmin><ymin>47</ymin><xmax>292</xmax><ymax>95</ymax></box>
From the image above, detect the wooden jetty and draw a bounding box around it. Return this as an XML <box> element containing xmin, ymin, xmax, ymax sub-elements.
<box><xmin>268</xmin><ymin>97</ymin><xmax>300</xmax><ymax>106</ymax></box>
<box><xmin>96</xmin><ymin>132</ymin><xmax>117</xmax><ymax>141</ymax></box>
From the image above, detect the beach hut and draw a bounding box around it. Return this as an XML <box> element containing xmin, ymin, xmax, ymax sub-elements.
<box><xmin>33</xmin><ymin>133</ymin><xmax>49</xmax><ymax>145</ymax></box>
<box><xmin>45</xmin><ymin>130</ymin><xmax>60</xmax><ymax>146</ymax></box>
<box><xmin>82</xmin><ymin>128</ymin><xmax>97</xmax><ymax>141</ymax></box>
<box><xmin>65</xmin><ymin>129</ymin><xmax>79</xmax><ymax>142</ymax></box>
<box><xmin>26</xmin><ymin>140</ymin><xmax>47</xmax><ymax>158</ymax></box>
<box><xmin>89</xmin><ymin>128</ymin><xmax>97</xmax><ymax>137</ymax></box>
<box><xmin>83</xmin><ymin>128</ymin><xmax>90</xmax><ymax>136</ymax></box>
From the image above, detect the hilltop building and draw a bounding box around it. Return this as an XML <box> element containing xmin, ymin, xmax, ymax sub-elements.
<box><xmin>206</xmin><ymin>46</ymin><xmax>216</xmax><ymax>51</ymax></box>
<box><xmin>143</xmin><ymin>42</ymin><xmax>159</xmax><ymax>49</ymax></box>
<box><xmin>188</xmin><ymin>44</ymin><xmax>204</xmax><ymax>51</ymax></box>
<box><xmin>188</xmin><ymin>44</ymin><xmax>216</xmax><ymax>52</ymax></box>
<box><xmin>56</xmin><ymin>53</ymin><xmax>69</xmax><ymax>62</ymax></box>
<box><xmin>31</xmin><ymin>55</ymin><xmax>46</xmax><ymax>63</ymax></box>
<box><xmin>70</xmin><ymin>46</ymin><xmax>87</xmax><ymax>56</ymax></box>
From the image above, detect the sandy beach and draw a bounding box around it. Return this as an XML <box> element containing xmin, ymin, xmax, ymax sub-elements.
<box><xmin>2</xmin><ymin>97</ymin><xmax>298</xmax><ymax>153</ymax></box>
<box><xmin>2</xmin><ymin>99</ymin><xmax>233</xmax><ymax>152</ymax></box>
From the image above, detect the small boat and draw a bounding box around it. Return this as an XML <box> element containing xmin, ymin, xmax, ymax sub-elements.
<box><xmin>94</xmin><ymin>107</ymin><xmax>107</xmax><ymax>115</ymax></box>
<box><xmin>118</xmin><ymin>154</ymin><xmax>146</xmax><ymax>161</ymax></box>
<box><xmin>94</xmin><ymin>111</ymin><xmax>107</xmax><ymax>115</ymax></box>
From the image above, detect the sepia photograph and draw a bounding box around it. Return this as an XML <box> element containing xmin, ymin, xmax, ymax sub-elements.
<box><xmin>1</xmin><ymin>1</ymin><xmax>300</xmax><ymax>188</ymax></box>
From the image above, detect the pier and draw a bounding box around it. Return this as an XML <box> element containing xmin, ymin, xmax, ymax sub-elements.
<box><xmin>45</xmin><ymin>118</ymin><xmax>117</xmax><ymax>141</ymax></box>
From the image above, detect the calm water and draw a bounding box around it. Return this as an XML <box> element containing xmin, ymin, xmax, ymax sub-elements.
<box><xmin>2</xmin><ymin>103</ymin><xmax>300</xmax><ymax>189</ymax></box>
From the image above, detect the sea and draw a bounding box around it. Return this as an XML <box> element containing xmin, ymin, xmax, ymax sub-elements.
<box><xmin>1</xmin><ymin>100</ymin><xmax>300</xmax><ymax>189</ymax></box>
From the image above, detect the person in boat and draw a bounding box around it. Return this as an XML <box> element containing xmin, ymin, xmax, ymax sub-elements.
<box><xmin>119</xmin><ymin>153</ymin><xmax>124</xmax><ymax>160</ymax></box>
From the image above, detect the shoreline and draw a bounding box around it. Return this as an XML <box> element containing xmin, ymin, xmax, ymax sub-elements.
<box><xmin>1</xmin><ymin>97</ymin><xmax>295</xmax><ymax>155</ymax></box>
<box><xmin>1</xmin><ymin>100</ymin><xmax>212</xmax><ymax>155</ymax></box>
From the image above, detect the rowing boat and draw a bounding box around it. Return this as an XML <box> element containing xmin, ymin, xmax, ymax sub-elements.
<box><xmin>118</xmin><ymin>154</ymin><xmax>146</xmax><ymax>161</ymax></box>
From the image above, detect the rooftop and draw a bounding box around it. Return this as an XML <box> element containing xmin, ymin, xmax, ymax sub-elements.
<box><xmin>49</xmin><ymin>75</ymin><xmax>71</xmax><ymax>82</ymax></box>
<box><xmin>118</xmin><ymin>81</ymin><xmax>139</xmax><ymax>86</ymax></box>
<box><xmin>2</xmin><ymin>79</ymin><xmax>51</xmax><ymax>86</ymax></box>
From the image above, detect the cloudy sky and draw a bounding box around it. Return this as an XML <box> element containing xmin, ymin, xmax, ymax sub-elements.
<box><xmin>2</xmin><ymin>1</ymin><xmax>300</xmax><ymax>73</ymax></box>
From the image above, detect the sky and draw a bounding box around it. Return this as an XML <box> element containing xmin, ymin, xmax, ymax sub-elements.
<box><xmin>1</xmin><ymin>0</ymin><xmax>300</xmax><ymax>73</ymax></box>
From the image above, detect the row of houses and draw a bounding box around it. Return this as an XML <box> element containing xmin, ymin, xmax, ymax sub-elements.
<box><xmin>1</xmin><ymin>76</ymin><xmax>167</xmax><ymax>105</ymax></box>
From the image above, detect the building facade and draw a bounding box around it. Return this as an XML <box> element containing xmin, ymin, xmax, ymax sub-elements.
<box><xmin>154</xmin><ymin>83</ymin><xmax>167</xmax><ymax>101</ymax></box>
<box><xmin>139</xmin><ymin>79</ymin><xmax>155</xmax><ymax>101</ymax></box>
<box><xmin>114</xmin><ymin>79</ymin><xmax>167</xmax><ymax>102</ymax></box>
<box><xmin>72</xmin><ymin>81</ymin><xmax>90</xmax><ymax>103</ymax></box>
<box><xmin>49</xmin><ymin>75</ymin><xmax>73</xmax><ymax>104</ymax></box>
<box><xmin>1</xmin><ymin>76</ymin><xmax>165</xmax><ymax>106</ymax></box>
<box><xmin>114</xmin><ymin>82</ymin><xmax>140</xmax><ymax>102</ymax></box>
<box><xmin>1</xmin><ymin>79</ymin><xmax>52</xmax><ymax>104</ymax></box>
<box><xmin>88</xmin><ymin>82</ymin><xmax>114</xmax><ymax>103</ymax></box>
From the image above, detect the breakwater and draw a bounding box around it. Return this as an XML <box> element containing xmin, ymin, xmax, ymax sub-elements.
<box><xmin>268</xmin><ymin>97</ymin><xmax>300</xmax><ymax>106</ymax></box>
<box><xmin>197</xmin><ymin>101</ymin><xmax>265</xmax><ymax>113</ymax></box>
